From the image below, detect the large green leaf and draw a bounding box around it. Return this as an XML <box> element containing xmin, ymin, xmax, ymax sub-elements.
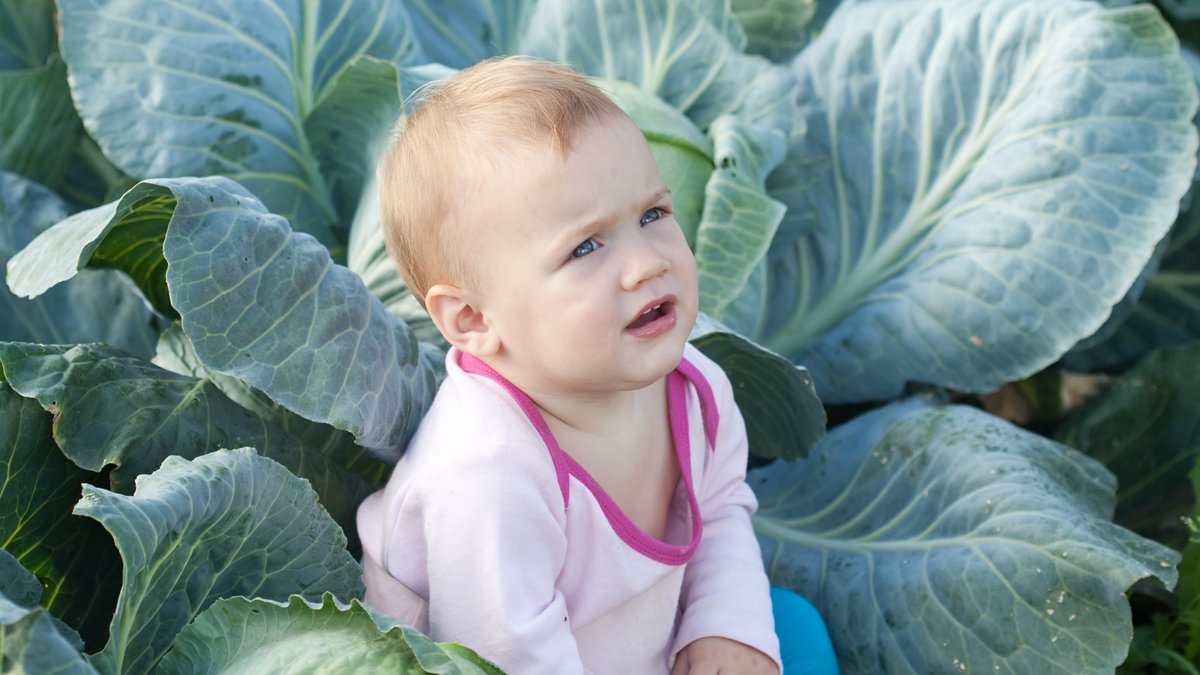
<box><xmin>0</xmin><ymin>0</ymin><xmax>133</xmax><ymax>206</ymax></box>
<box><xmin>0</xmin><ymin>598</ymin><xmax>97</xmax><ymax>675</ymax></box>
<box><xmin>151</xmin><ymin>324</ymin><xmax>392</xmax><ymax>489</ymax></box>
<box><xmin>0</xmin><ymin>384</ymin><xmax>120</xmax><ymax>652</ymax></box>
<box><xmin>0</xmin><ymin>0</ymin><xmax>84</xmax><ymax>189</ymax></box>
<box><xmin>161</xmin><ymin>593</ymin><xmax>503</xmax><ymax>674</ymax></box>
<box><xmin>730</xmin><ymin>0</ymin><xmax>819</xmax><ymax>64</ymax></box>
<box><xmin>753</xmin><ymin>398</ymin><xmax>1179</xmax><ymax>674</ymax></box>
<box><xmin>760</xmin><ymin>0</ymin><xmax>1198</xmax><ymax>403</ymax></box>
<box><xmin>0</xmin><ymin>59</ymin><xmax>82</xmax><ymax>190</ymax></box>
<box><xmin>520</xmin><ymin>0</ymin><xmax>797</xmax><ymax>134</ymax></box>
<box><xmin>0</xmin><ymin>0</ymin><xmax>55</xmax><ymax>70</ymax></box>
<box><xmin>79</xmin><ymin>448</ymin><xmax>363</xmax><ymax>675</ymax></box>
<box><xmin>0</xmin><ymin>597</ymin><xmax>98</xmax><ymax>675</ymax></box>
<box><xmin>0</xmin><ymin>549</ymin><xmax>86</xmax><ymax>653</ymax></box>
<box><xmin>694</xmin><ymin>114</ymin><xmax>787</xmax><ymax>319</ymax></box>
<box><xmin>1064</xmin><ymin>200</ymin><xmax>1200</xmax><ymax>373</ymax></box>
<box><xmin>1</xmin><ymin>172</ymin><xmax>162</xmax><ymax>358</ymax></box>
<box><xmin>1056</xmin><ymin>341</ymin><xmax>1200</xmax><ymax>548</ymax></box>
<box><xmin>305</xmin><ymin>56</ymin><xmax>403</xmax><ymax>228</ymax></box>
<box><xmin>160</xmin><ymin>177</ymin><xmax>437</xmax><ymax>457</ymax></box>
<box><xmin>343</xmin><ymin>61</ymin><xmax>452</xmax><ymax>347</ymax></box>
<box><xmin>401</xmin><ymin>0</ymin><xmax>532</xmax><ymax>69</ymax></box>
<box><xmin>8</xmin><ymin>176</ymin><xmax>439</xmax><ymax>459</ymax></box>
<box><xmin>1062</xmin><ymin>47</ymin><xmax>1200</xmax><ymax>373</ymax></box>
<box><xmin>0</xmin><ymin>342</ymin><xmax>374</xmax><ymax>537</ymax></box>
<box><xmin>0</xmin><ymin>552</ymin><xmax>97</xmax><ymax>675</ymax></box>
<box><xmin>689</xmin><ymin>315</ymin><xmax>824</xmax><ymax>462</ymax></box>
<box><xmin>5</xmin><ymin>179</ymin><xmax>178</xmax><ymax>319</ymax></box>
<box><xmin>58</xmin><ymin>0</ymin><xmax>421</xmax><ymax>252</ymax></box>
<box><xmin>0</xmin><ymin>549</ymin><xmax>42</xmax><ymax>609</ymax></box>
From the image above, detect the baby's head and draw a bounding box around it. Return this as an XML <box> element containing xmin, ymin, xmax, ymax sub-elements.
<box><xmin>379</xmin><ymin>56</ymin><xmax>625</xmax><ymax>308</ymax></box>
<box><xmin>378</xmin><ymin>56</ymin><xmax>698</xmax><ymax>394</ymax></box>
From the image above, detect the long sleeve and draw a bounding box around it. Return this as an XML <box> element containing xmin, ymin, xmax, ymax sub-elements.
<box><xmin>408</xmin><ymin>448</ymin><xmax>589</xmax><ymax>674</ymax></box>
<box><xmin>670</xmin><ymin>361</ymin><xmax>782</xmax><ymax>671</ymax></box>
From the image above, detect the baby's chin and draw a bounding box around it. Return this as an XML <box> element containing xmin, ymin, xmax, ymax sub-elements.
<box><xmin>642</xmin><ymin>332</ymin><xmax>694</xmax><ymax>384</ymax></box>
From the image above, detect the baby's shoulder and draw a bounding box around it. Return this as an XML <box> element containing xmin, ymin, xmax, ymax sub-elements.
<box><xmin>399</xmin><ymin>369</ymin><xmax>559</xmax><ymax>484</ymax></box>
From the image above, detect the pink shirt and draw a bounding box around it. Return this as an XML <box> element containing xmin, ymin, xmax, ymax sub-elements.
<box><xmin>356</xmin><ymin>344</ymin><xmax>781</xmax><ymax>674</ymax></box>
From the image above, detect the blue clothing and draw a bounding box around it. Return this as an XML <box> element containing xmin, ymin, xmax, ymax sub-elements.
<box><xmin>771</xmin><ymin>588</ymin><xmax>839</xmax><ymax>674</ymax></box>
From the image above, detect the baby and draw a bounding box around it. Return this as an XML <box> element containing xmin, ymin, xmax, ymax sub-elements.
<box><xmin>357</xmin><ymin>56</ymin><xmax>833</xmax><ymax>674</ymax></box>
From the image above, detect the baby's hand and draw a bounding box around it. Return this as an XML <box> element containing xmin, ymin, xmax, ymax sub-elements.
<box><xmin>671</xmin><ymin>636</ymin><xmax>779</xmax><ymax>675</ymax></box>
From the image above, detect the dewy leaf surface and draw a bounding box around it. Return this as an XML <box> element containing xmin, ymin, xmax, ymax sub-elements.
<box><xmin>78</xmin><ymin>448</ymin><xmax>363</xmax><ymax>675</ymax></box>
<box><xmin>0</xmin><ymin>342</ymin><xmax>374</xmax><ymax>538</ymax></box>
<box><xmin>1056</xmin><ymin>342</ymin><xmax>1200</xmax><ymax>548</ymax></box>
<box><xmin>58</xmin><ymin>0</ymin><xmax>420</xmax><ymax>250</ymax></box>
<box><xmin>520</xmin><ymin>0</ymin><xmax>797</xmax><ymax>133</ymax></box>
<box><xmin>752</xmin><ymin>398</ymin><xmax>1179</xmax><ymax>674</ymax></box>
<box><xmin>762</xmin><ymin>0</ymin><xmax>1199</xmax><ymax>402</ymax></box>
<box><xmin>161</xmin><ymin>593</ymin><xmax>503</xmax><ymax>674</ymax></box>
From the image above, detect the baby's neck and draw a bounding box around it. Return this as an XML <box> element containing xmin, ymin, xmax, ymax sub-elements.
<box><xmin>532</xmin><ymin>375</ymin><xmax>677</xmax><ymax>542</ymax></box>
<box><xmin>529</xmin><ymin>379</ymin><xmax>666</xmax><ymax>439</ymax></box>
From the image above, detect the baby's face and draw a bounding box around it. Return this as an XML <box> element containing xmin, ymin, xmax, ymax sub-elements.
<box><xmin>464</xmin><ymin>114</ymin><xmax>699</xmax><ymax>396</ymax></box>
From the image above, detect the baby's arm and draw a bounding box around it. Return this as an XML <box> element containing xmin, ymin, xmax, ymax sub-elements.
<box><xmin>670</xmin><ymin>357</ymin><xmax>783</xmax><ymax>673</ymax></box>
<box><xmin>414</xmin><ymin>450</ymin><xmax>588</xmax><ymax>674</ymax></box>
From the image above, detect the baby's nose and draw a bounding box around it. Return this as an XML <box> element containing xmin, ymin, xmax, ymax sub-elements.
<box><xmin>622</xmin><ymin>242</ymin><xmax>671</xmax><ymax>290</ymax></box>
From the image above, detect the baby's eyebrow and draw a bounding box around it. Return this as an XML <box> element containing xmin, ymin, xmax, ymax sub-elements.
<box><xmin>548</xmin><ymin>185</ymin><xmax>674</xmax><ymax>253</ymax></box>
<box><xmin>550</xmin><ymin>215</ymin><xmax>615</xmax><ymax>254</ymax></box>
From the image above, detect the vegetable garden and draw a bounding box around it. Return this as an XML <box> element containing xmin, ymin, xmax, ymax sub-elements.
<box><xmin>2</xmin><ymin>0</ymin><xmax>1199</xmax><ymax>672</ymax></box>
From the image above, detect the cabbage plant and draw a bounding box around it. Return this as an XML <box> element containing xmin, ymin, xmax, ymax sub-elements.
<box><xmin>3</xmin><ymin>0</ymin><xmax>1200</xmax><ymax>673</ymax></box>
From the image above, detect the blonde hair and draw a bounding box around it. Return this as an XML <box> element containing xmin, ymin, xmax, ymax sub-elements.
<box><xmin>378</xmin><ymin>56</ymin><xmax>626</xmax><ymax>307</ymax></box>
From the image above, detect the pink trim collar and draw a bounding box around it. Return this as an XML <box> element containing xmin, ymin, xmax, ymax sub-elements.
<box><xmin>456</xmin><ymin>352</ymin><xmax>718</xmax><ymax>566</ymax></box>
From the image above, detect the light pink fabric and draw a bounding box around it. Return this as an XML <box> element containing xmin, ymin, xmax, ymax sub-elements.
<box><xmin>356</xmin><ymin>344</ymin><xmax>781</xmax><ymax>674</ymax></box>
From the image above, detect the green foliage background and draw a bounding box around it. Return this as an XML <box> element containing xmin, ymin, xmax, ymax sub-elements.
<box><xmin>3</xmin><ymin>0</ymin><xmax>1200</xmax><ymax>673</ymax></box>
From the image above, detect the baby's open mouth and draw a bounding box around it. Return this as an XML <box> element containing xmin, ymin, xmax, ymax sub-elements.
<box><xmin>625</xmin><ymin>300</ymin><xmax>675</xmax><ymax>335</ymax></box>
<box><xmin>628</xmin><ymin>303</ymin><xmax>666</xmax><ymax>330</ymax></box>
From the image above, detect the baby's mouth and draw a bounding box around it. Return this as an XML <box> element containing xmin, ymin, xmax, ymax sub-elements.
<box><xmin>626</xmin><ymin>300</ymin><xmax>674</xmax><ymax>332</ymax></box>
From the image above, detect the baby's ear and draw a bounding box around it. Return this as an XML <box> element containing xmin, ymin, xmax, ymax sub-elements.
<box><xmin>424</xmin><ymin>284</ymin><xmax>500</xmax><ymax>357</ymax></box>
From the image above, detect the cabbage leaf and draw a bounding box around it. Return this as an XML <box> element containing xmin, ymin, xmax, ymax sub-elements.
<box><xmin>761</xmin><ymin>0</ymin><xmax>1198</xmax><ymax>402</ymax></box>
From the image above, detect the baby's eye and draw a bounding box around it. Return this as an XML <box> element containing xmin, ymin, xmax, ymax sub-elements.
<box><xmin>571</xmin><ymin>238</ymin><xmax>599</xmax><ymax>259</ymax></box>
<box><xmin>640</xmin><ymin>208</ymin><xmax>664</xmax><ymax>226</ymax></box>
